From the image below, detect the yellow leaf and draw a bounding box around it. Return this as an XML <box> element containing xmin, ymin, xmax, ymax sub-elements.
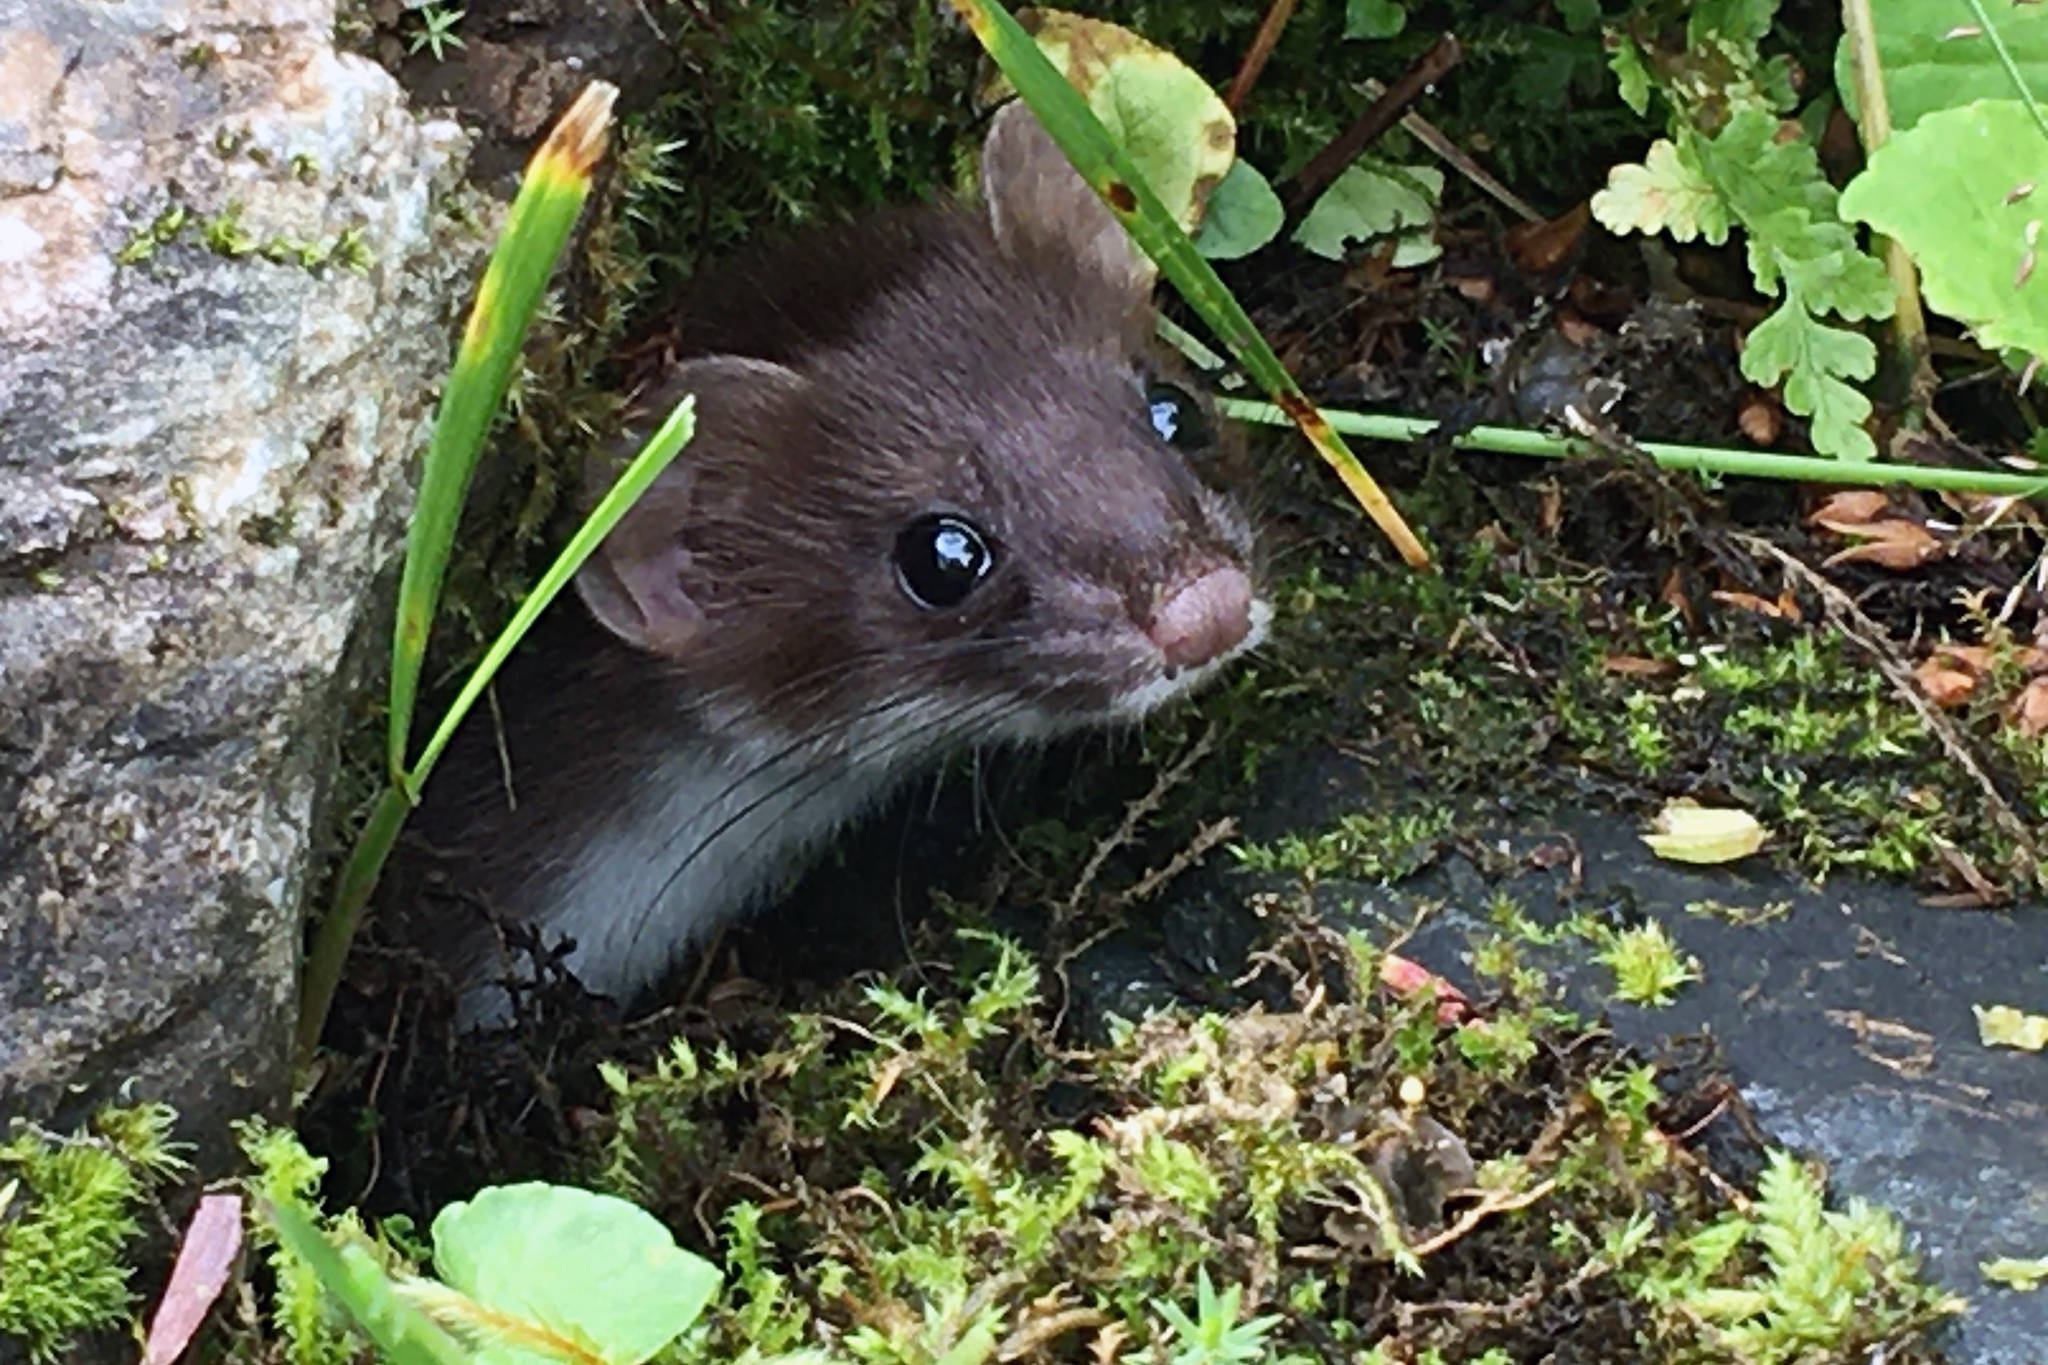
<box><xmin>1974</xmin><ymin>1003</ymin><xmax>2048</xmax><ymax>1051</ymax></box>
<box><xmin>1641</xmin><ymin>800</ymin><xmax>1767</xmax><ymax>865</ymax></box>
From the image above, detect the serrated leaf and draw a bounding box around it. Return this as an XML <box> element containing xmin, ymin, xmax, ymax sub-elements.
<box><xmin>989</xmin><ymin>10</ymin><xmax>1236</xmax><ymax>234</ymax></box>
<box><xmin>1697</xmin><ymin>111</ymin><xmax>1893</xmax><ymax>321</ymax></box>
<box><xmin>431</xmin><ymin>1183</ymin><xmax>720</xmax><ymax>1365</ymax></box>
<box><xmin>1742</xmin><ymin>303</ymin><xmax>1877</xmax><ymax>461</ymax></box>
<box><xmin>1293</xmin><ymin>163</ymin><xmax>1442</xmax><ymax>262</ymax></box>
<box><xmin>1195</xmin><ymin>160</ymin><xmax>1284</xmax><ymax>259</ymax></box>
<box><xmin>1836</xmin><ymin>0</ymin><xmax>2048</xmax><ymax>133</ymax></box>
<box><xmin>1591</xmin><ymin>139</ymin><xmax>1729</xmax><ymax>242</ymax></box>
<box><xmin>1607</xmin><ymin>37</ymin><xmax>1652</xmax><ymax>115</ymax></box>
<box><xmin>1840</xmin><ymin>100</ymin><xmax>2048</xmax><ymax>365</ymax></box>
<box><xmin>1344</xmin><ymin>0</ymin><xmax>1407</xmax><ymax>40</ymax></box>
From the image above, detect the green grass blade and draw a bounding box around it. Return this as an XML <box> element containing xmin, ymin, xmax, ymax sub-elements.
<box><xmin>1217</xmin><ymin>397</ymin><xmax>2048</xmax><ymax>497</ymax></box>
<box><xmin>404</xmin><ymin>398</ymin><xmax>698</xmax><ymax>794</ymax></box>
<box><xmin>943</xmin><ymin>0</ymin><xmax>1431</xmax><ymax>569</ymax></box>
<box><xmin>387</xmin><ymin>81</ymin><xmax>619</xmax><ymax>783</ymax></box>
<box><xmin>296</xmin><ymin>783</ymin><xmax>411</xmax><ymax>1070</ymax></box>
<box><xmin>262</xmin><ymin>1201</ymin><xmax>474</xmax><ymax>1365</ymax></box>
<box><xmin>297</xmin><ymin>401</ymin><xmax>698</xmax><ymax>1070</ymax></box>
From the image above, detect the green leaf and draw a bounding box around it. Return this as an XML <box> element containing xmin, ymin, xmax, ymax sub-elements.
<box><xmin>1984</xmin><ymin>1255</ymin><xmax>2048</xmax><ymax>1291</ymax></box>
<box><xmin>1836</xmin><ymin>0</ymin><xmax>2048</xmax><ymax>133</ymax></box>
<box><xmin>431</xmin><ymin>1183</ymin><xmax>721</xmax><ymax>1365</ymax></box>
<box><xmin>1741</xmin><ymin>303</ymin><xmax>1877</xmax><ymax>461</ymax></box>
<box><xmin>405</xmin><ymin>398</ymin><xmax>696</xmax><ymax>788</ymax></box>
<box><xmin>1343</xmin><ymin>0</ymin><xmax>1407</xmax><ymax>41</ymax></box>
<box><xmin>388</xmin><ymin>84</ymin><xmax>616</xmax><ymax>781</ymax></box>
<box><xmin>1840</xmin><ymin>99</ymin><xmax>2048</xmax><ymax>364</ymax></box>
<box><xmin>1293</xmin><ymin>163</ymin><xmax>1442</xmax><ymax>263</ymax></box>
<box><xmin>1195</xmin><ymin>161</ymin><xmax>1283</xmax><ymax>259</ymax></box>
<box><xmin>1694</xmin><ymin>113</ymin><xmax>1890</xmax><ymax>322</ymax></box>
<box><xmin>1556</xmin><ymin>0</ymin><xmax>1599</xmax><ymax>32</ymax></box>
<box><xmin>1607</xmin><ymin>34</ymin><xmax>1652</xmax><ymax>115</ymax></box>
<box><xmin>1590</xmin><ymin>139</ymin><xmax>1729</xmax><ymax>243</ymax></box>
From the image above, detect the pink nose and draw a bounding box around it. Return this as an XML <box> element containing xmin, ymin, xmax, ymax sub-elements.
<box><xmin>1147</xmin><ymin>566</ymin><xmax>1254</xmax><ymax>671</ymax></box>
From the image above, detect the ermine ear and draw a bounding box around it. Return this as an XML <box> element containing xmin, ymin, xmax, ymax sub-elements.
<box><xmin>980</xmin><ymin>98</ymin><xmax>1151</xmax><ymax>304</ymax></box>
<box><xmin>575</xmin><ymin>356</ymin><xmax>814</xmax><ymax>657</ymax></box>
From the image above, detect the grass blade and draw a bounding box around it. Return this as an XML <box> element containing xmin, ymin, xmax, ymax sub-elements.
<box><xmin>942</xmin><ymin>0</ymin><xmax>1432</xmax><ymax>569</ymax></box>
<box><xmin>387</xmin><ymin>80</ymin><xmax>619</xmax><ymax>783</ymax></box>
<box><xmin>296</xmin><ymin>404</ymin><xmax>699</xmax><ymax>1070</ymax></box>
<box><xmin>262</xmin><ymin>1201</ymin><xmax>474</xmax><ymax>1365</ymax></box>
<box><xmin>404</xmin><ymin>399</ymin><xmax>699</xmax><ymax>793</ymax></box>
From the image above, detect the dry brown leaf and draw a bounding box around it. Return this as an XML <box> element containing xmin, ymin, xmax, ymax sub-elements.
<box><xmin>1557</xmin><ymin>311</ymin><xmax>1602</xmax><ymax>346</ymax></box>
<box><xmin>1603</xmin><ymin>654</ymin><xmax>1680</xmax><ymax>678</ymax></box>
<box><xmin>1711</xmin><ymin>589</ymin><xmax>1801</xmax><ymax>620</ymax></box>
<box><xmin>1506</xmin><ymin>202</ymin><xmax>1590</xmax><ymax>274</ymax></box>
<box><xmin>1447</xmin><ymin>272</ymin><xmax>1495</xmax><ymax>302</ymax></box>
<box><xmin>1380</xmin><ymin>952</ymin><xmax>1472</xmax><ymax>1023</ymax></box>
<box><xmin>1926</xmin><ymin>643</ymin><xmax>2048</xmax><ymax>676</ymax></box>
<box><xmin>144</xmin><ymin>1193</ymin><xmax>242</xmax><ymax>1365</ymax></box>
<box><xmin>1817</xmin><ymin>518</ymin><xmax>1945</xmax><ymax>570</ymax></box>
<box><xmin>1737</xmin><ymin>393</ymin><xmax>1782</xmax><ymax>446</ymax></box>
<box><xmin>1808</xmin><ymin>489</ymin><xmax>1891</xmax><ymax>526</ymax></box>
<box><xmin>1914</xmin><ymin>657</ymin><xmax>1981</xmax><ymax>707</ymax></box>
<box><xmin>2014</xmin><ymin>676</ymin><xmax>2048</xmax><ymax>735</ymax></box>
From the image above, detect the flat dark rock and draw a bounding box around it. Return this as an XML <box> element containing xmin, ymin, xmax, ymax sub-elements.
<box><xmin>1392</xmin><ymin>811</ymin><xmax>2048</xmax><ymax>1365</ymax></box>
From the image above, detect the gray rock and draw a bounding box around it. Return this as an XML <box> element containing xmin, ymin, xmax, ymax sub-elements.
<box><xmin>0</xmin><ymin>0</ymin><xmax>475</xmax><ymax>1180</ymax></box>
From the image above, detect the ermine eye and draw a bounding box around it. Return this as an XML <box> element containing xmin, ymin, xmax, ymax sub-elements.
<box><xmin>894</xmin><ymin>514</ymin><xmax>993</xmax><ymax>609</ymax></box>
<box><xmin>1144</xmin><ymin>381</ymin><xmax>1209</xmax><ymax>449</ymax></box>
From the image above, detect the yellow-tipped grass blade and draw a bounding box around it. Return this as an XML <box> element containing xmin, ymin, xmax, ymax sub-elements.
<box><xmin>387</xmin><ymin>81</ymin><xmax>621</xmax><ymax>784</ymax></box>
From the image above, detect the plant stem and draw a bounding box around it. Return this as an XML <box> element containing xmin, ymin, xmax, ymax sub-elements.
<box><xmin>1216</xmin><ymin>398</ymin><xmax>2048</xmax><ymax>496</ymax></box>
<box><xmin>1840</xmin><ymin>0</ymin><xmax>1932</xmax><ymax>410</ymax></box>
<box><xmin>295</xmin><ymin>784</ymin><xmax>410</xmax><ymax>1072</ymax></box>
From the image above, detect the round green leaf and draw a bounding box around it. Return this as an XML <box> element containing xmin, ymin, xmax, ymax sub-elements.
<box><xmin>1839</xmin><ymin>99</ymin><xmax>2048</xmax><ymax>363</ymax></box>
<box><xmin>1195</xmin><ymin>161</ymin><xmax>1284</xmax><ymax>259</ymax></box>
<box><xmin>1292</xmin><ymin>163</ymin><xmax>1443</xmax><ymax>263</ymax></box>
<box><xmin>431</xmin><ymin>1183</ymin><xmax>720</xmax><ymax>1365</ymax></box>
<box><xmin>995</xmin><ymin>9</ymin><xmax>1237</xmax><ymax>233</ymax></box>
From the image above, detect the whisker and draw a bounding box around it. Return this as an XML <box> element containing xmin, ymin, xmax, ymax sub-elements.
<box><xmin>617</xmin><ymin>688</ymin><xmax>1040</xmax><ymax>976</ymax></box>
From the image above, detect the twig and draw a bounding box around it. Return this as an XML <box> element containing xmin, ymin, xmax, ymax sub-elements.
<box><xmin>1360</xmin><ymin>76</ymin><xmax>1541</xmax><ymax>223</ymax></box>
<box><xmin>1107</xmin><ymin>816</ymin><xmax>1239</xmax><ymax>911</ymax></box>
<box><xmin>1735</xmin><ymin>533</ymin><xmax>2042</xmax><ymax>882</ymax></box>
<box><xmin>1283</xmin><ymin>34</ymin><xmax>1462</xmax><ymax>212</ymax></box>
<box><xmin>1225</xmin><ymin>0</ymin><xmax>1299</xmax><ymax>112</ymax></box>
<box><xmin>1058</xmin><ymin>723</ymin><xmax>1218</xmax><ymax>921</ymax></box>
<box><xmin>1405</xmin><ymin>1179</ymin><xmax>1557</xmax><ymax>1256</ymax></box>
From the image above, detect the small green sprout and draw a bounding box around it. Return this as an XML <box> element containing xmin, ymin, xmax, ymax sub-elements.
<box><xmin>1593</xmin><ymin>921</ymin><xmax>1700</xmax><ymax>1007</ymax></box>
<box><xmin>1155</xmin><ymin>1269</ymin><xmax>1283</xmax><ymax>1365</ymax></box>
<box><xmin>406</xmin><ymin>5</ymin><xmax>467</xmax><ymax>60</ymax></box>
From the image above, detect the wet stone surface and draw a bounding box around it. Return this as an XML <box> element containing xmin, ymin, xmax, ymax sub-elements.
<box><xmin>1367</xmin><ymin>811</ymin><xmax>2048</xmax><ymax>1365</ymax></box>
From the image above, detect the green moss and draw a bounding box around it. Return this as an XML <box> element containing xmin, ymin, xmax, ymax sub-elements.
<box><xmin>572</xmin><ymin>926</ymin><xmax>1954</xmax><ymax>1364</ymax></box>
<box><xmin>0</xmin><ymin>1103</ymin><xmax>186</xmax><ymax>1364</ymax></box>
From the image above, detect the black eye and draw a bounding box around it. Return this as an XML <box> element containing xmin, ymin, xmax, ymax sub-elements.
<box><xmin>1145</xmin><ymin>382</ymin><xmax>1209</xmax><ymax>449</ymax></box>
<box><xmin>894</xmin><ymin>514</ymin><xmax>993</xmax><ymax>609</ymax></box>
